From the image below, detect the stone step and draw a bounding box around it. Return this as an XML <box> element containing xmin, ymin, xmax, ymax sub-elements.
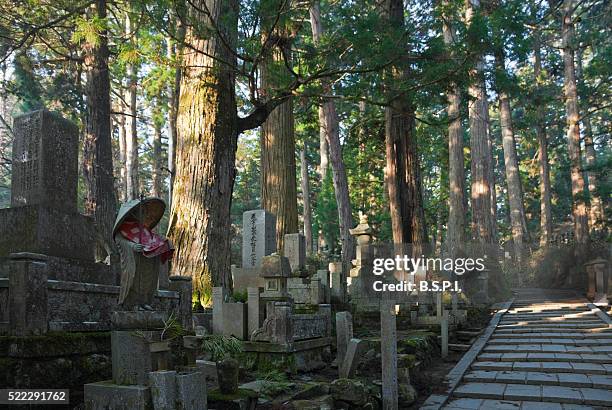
<box><xmin>508</xmin><ymin>309</ymin><xmax>590</xmax><ymax>314</ymax></box>
<box><xmin>443</xmin><ymin>397</ymin><xmax>596</xmax><ymax>409</ymax></box>
<box><xmin>452</xmin><ymin>381</ymin><xmax>612</xmax><ymax>406</ymax></box>
<box><xmin>485</xmin><ymin>344</ymin><xmax>612</xmax><ymax>354</ymax></box>
<box><xmin>491</xmin><ymin>332</ymin><xmax>612</xmax><ymax>339</ymax></box>
<box><xmin>464</xmin><ymin>370</ymin><xmax>612</xmax><ymax>389</ymax></box>
<box><xmin>494</xmin><ymin>327</ymin><xmax>612</xmax><ymax>334</ymax></box>
<box><xmin>488</xmin><ymin>337</ymin><xmax>612</xmax><ymax>345</ymax></box>
<box><xmin>471</xmin><ymin>361</ymin><xmax>612</xmax><ymax>375</ymax></box>
<box><xmin>500</xmin><ymin>317</ymin><xmax>601</xmax><ymax>324</ymax></box>
<box><xmin>477</xmin><ymin>352</ymin><xmax>612</xmax><ymax>364</ymax></box>
<box><xmin>504</xmin><ymin>312</ymin><xmax>596</xmax><ymax>318</ymax></box>
<box><xmin>449</xmin><ymin>343</ymin><xmax>471</xmax><ymax>352</ymax></box>
<box><xmin>497</xmin><ymin>323</ymin><xmax>609</xmax><ymax>330</ymax></box>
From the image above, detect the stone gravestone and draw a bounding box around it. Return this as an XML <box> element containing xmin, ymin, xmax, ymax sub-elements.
<box><xmin>335</xmin><ymin>311</ymin><xmax>353</xmax><ymax>366</ymax></box>
<box><xmin>0</xmin><ymin>110</ymin><xmax>97</xmax><ymax>261</ymax></box>
<box><xmin>242</xmin><ymin>210</ymin><xmax>276</xmax><ymax>269</ymax></box>
<box><xmin>11</xmin><ymin>110</ymin><xmax>78</xmax><ymax>212</ymax></box>
<box><xmin>380</xmin><ymin>300</ymin><xmax>398</xmax><ymax>410</ymax></box>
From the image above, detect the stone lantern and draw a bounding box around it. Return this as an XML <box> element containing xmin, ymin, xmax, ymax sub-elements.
<box><xmin>260</xmin><ymin>253</ymin><xmax>291</xmax><ymax>302</ymax></box>
<box><xmin>349</xmin><ymin>212</ymin><xmax>374</xmax><ymax>246</ymax></box>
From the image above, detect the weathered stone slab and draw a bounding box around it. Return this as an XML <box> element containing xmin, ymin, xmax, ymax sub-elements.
<box><xmin>381</xmin><ymin>301</ymin><xmax>398</xmax><ymax>409</ymax></box>
<box><xmin>169</xmin><ymin>276</ymin><xmax>193</xmax><ymax>331</ymax></box>
<box><xmin>336</xmin><ymin>311</ymin><xmax>353</xmax><ymax>366</ymax></box>
<box><xmin>247</xmin><ymin>287</ymin><xmax>263</xmax><ymax>337</ymax></box>
<box><xmin>212</xmin><ymin>287</ymin><xmax>227</xmax><ymax>335</ymax></box>
<box><xmin>339</xmin><ymin>338</ymin><xmax>365</xmax><ymax>378</ymax></box>
<box><xmin>541</xmin><ymin>385</ymin><xmax>583</xmax><ymax>404</ymax></box>
<box><xmin>453</xmin><ymin>382</ymin><xmax>506</xmax><ymax>399</ymax></box>
<box><xmin>149</xmin><ymin>370</ymin><xmax>177</xmax><ymax>409</ymax></box>
<box><xmin>84</xmin><ymin>381</ymin><xmax>151</xmax><ymax>410</ymax></box>
<box><xmin>222</xmin><ymin>302</ymin><xmax>248</xmax><ymax>340</ymax></box>
<box><xmin>176</xmin><ymin>371</ymin><xmax>206</xmax><ymax>410</ymax></box>
<box><xmin>195</xmin><ymin>359</ymin><xmax>217</xmax><ymax>382</ymax></box>
<box><xmin>503</xmin><ymin>383</ymin><xmax>542</xmax><ymax>401</ymax></box>
<box><xmin>283</xmin><ymin>233</ymin><xmax>306</xmax><ymax>273</ymax></box>
<box><xmin>242</xmin><ymin>210</ymin><xmax>276</xmax><ymax>268</ymax></box>
<box><xmin>111</xmin><ymin>330</ymin><xmax>161</xmax><ymax>385</ymax></box>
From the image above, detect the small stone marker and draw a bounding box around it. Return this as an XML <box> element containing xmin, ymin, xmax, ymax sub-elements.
<box><xmin>217</xmin><ymin>358</ymin><xmax>239</xmax><ymax>395</ymax></box>
<box><xmin>8</xmin><ymin>253</ymin><xmax>48</xmax><ymax>336</ymax></box>
<box><xmin>283</xmin><ymin>233</ymin><xmax>306</xmax><ymax>272</ymax></box>
<box><xmin>436</xmin><ymin>291</ymin><xmax>443</xmax><ymax>318</ymax></box>
<box><xmin>149</xmin><ymin>370</ymin><xmax>177</xmax><ymax>409</ymax></box>
<box><xmin>340</xmin><ymin>338</ymin><xmax>366</xmax><ymax>378</ymax></box>
<box><xmin>381</xmin><ymin>300</ymin><xmax>398</xmax><ymax>410</ymax></box>
<box><xmin>441</xmin><ymin>310</ymin><xmax>449</xmax><ymax>358</ymax></box>
<box><xmin>242</xmin><ymin>210</ymin><xmax>276</xmax><ymax>268</ymax></box>
<box><xmin>212</xmin><ymin>287</ymin><xmax>227</xmax><ymax>335</ymax></box>
<box><xmin>336</xmin><ymin>311</ymin><xmax>353</xmax><ymax>366</ymax></box>
<box><xmin>176</xmin><ymin>371</ymin><xmax>207</xmax><ymax>410</ymax></box>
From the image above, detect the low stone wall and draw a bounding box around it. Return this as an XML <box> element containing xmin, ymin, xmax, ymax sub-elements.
<box><xmin>0</xmin><ymin>332</ymin><xmax>112</xmax><ymax>404</ymax></box>
<box><xmin>46</xmin><ymin>280</ymin><xmax>179</xmax><ymax>332</ymax></box>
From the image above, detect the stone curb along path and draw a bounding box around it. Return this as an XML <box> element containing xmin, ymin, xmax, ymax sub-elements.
<box><xmin>422</xmin><ymin>289</ymin><xmax>612</xmax><ymax>410</ymax></box>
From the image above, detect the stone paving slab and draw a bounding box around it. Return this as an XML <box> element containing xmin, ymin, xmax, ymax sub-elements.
<box><xmin>579</xmin><ymin>387</ymin><xmax>612</xmax><ymax>406</ymax></box>
<box><xmin>587</xmin><ymin>374</ymin><xmax>612</xmax><ymax>389</ymax></box>
<box><xmin>541</xmin><ymin>386</ymin><xmax>583</xmax><ymax>404</ymax></box>
<box><xmin>454</xmin><ymin>382</ymin><xmax>507</xmax><ymax>399</ymax></box>
<box><xmin>504</xmin><ymin>384</ymin><xmax>542</xmax><ymax>401</ymax></box>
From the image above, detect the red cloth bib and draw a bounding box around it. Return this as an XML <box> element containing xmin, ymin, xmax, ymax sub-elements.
<box><xmin>119</xmin><ymin>221</ymin><xmax>173</xmax><ymax>263</ymax></box>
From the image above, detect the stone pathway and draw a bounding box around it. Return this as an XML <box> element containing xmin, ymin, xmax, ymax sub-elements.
<box><xmin>429</xmin><ymin>289</ymin><xmax>612</xmax><ymax>410</ymax></box>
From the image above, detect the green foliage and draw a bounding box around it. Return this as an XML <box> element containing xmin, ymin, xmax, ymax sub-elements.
<box><xmin>201</xmin><ymin>335</ymin><xmax>243</xmax><ymax>362</ymax></box>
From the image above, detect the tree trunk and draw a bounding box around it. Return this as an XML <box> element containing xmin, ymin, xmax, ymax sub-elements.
<box><xmin>310</xmin><ymin>2</ymin><xmax>329</xmax><ymax>183</ymax></box>
<box><xmin>561</xmin><ymin>0</ymin><xmax>589</xmax><ymax>244</ymax></box>
<box><xmin>167</xmin><ymin>14</ymin><xmax>184</xmax><ymax>208</ymax></box>
<box><xmin>118</xmin><ymin>104</ymin><xmax>127</xmax><ymax>203</ymax></box>
<box><xmin>309</xmin><ymin>0</ymin><xmax>355</xmax><ymax>274</ymax></box>
<box><xmin>82</xmin><ymin>0</ymin><xmax>118</xmax><ymax>262</ymax></box>
<box><xmin>466</xmin><ymin>0</ymin><xmax>494</xmax><ymax>244</ymax></box>
<box><xmin>125</xmin><ymin>11</ymin><xmax>139</xmax><ymax>200</ymax></box>
<box><xmin>576</xmin><ymin>48</ymin><xmax>604</xmax><ymax>232</ymax></box>
<box><xmin>495</xmin><ymin>50</ymin><xmax>530</xmax><ymax>259</ymax></box>
<box><xmin>533</xmin><ymin>30</ymin><xmax>553</xmax><ymax>246</ymax></box>
<box><xmin>383</xmin><ymin>0</ymin><xmax>426</xmax><ymax>249</ymax></box>
<box><xmin>442</xmin><ymin>0</ymin><xmax>466</xmax><ymax>249</ymax></box>
<box><xmin>168</xmin><ymin>0</ymin><xmax>238</xmax><ymax>306</ymax></box>
<box><xmin>260</xmin><ymin>1</ymin><xmax>298</xmax><ymax>252</ymax></box>
<box><xmin>152</xmin><ymin>117</ymin><xmax>163</xmax><ymax>199</ymax></box>
<box><xmin>300</xmin><ymin>146</ymin><xmax>313</xmax><ymax>254</ymax></box>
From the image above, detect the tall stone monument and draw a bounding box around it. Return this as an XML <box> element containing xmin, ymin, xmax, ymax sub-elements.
<box><xmin>0</xmin><ymin>110</ymin><xmax>97</xmax><ymax>261</ymax></box>
<box><xmin>242</xmin><ymin>210</ymin><xmax>276</xmax><ymax>268</ymax></box>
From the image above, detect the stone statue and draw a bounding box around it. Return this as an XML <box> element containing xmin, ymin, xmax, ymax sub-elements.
<box><xmin>113</xmin><ymin>197</ymin><xmax>174</xmax><ymax>310</ymax></box>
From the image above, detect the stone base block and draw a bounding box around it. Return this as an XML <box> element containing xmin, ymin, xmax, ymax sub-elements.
<box><xmin>0</xmin><ymin>206</ymin><xmax>96</xmax><ymax>261</ymax></box>
<box><xmin>196</xmin><ymin>360</ymin><xmax>218</xmax><ymax>382</ymax></box>
<box><xmin>84</xmin><ymin>381</ymin><xmax>151</xmax><ymax>410</ymax></box>
<box><xmin>176</xmin><ymin>371</ymin><xmax>207</xmax><ymax>410</ymax></box>
<box><xmin>243</xmin><ymin>337</ymin><xmax>331</xmax><ymax>373</ymax></box>
<box><xmin>231</xmin><ymin>267</ymin><xmax>264</xmax><ymax>292</ymax></box>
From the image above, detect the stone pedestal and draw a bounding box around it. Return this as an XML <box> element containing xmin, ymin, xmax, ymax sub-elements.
<box><xmin>8</xmin><ymin>252</ymin><xmax>48</xmax><ymax>336</ymax></box>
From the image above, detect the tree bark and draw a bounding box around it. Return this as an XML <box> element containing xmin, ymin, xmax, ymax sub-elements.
<box><xmin>168</xmin><ymin>0</ymin><xmax>238</xmax><ymax>306</ymax></box>
<box><xmin>466</xmin><ymin>0</ymin><xmax>494</xmax><ymax>244</ymax></box>
<box><xmin>260</xmin><ymin>0</ymin><xmax>298</xmax><ymax>252</ymax></box>
<box><xmin>309</xmin><ymin>2</ymin><xmax>329</xmax><ymax>183</ymax></box>
<box><xmin>82</xmin><ymin>0</ymin><xmax>118</xmax><ymax>262</ymax></box>
<box><xmin>561</xmin><ymin>0</ymin><xmax>589</xmax><ymax>244</ymax></box>
<box><xmin>152</xmin><ymin>115</ymin><xmax>163</xmax><ymax>199</ymax></box>
<box><xmin>575</xmin><ymin>48</ymin><xmax>604</xmax><ymax>232</ymax></box>
<box><xmin>300</xmin><ymin>146</ymin><xmax>313</xmax><ymax>254</ymax></box>
<box><xmin>494</xmin><ymin>50</ymin><xmax>530</xmax><ymax>258</ymax></box>
<box><xmin>167</xmin><ymin>13</ymin><xmax>184</xmax><ymax>208</ymax></box>
<box><xmin>383</xmin><ymin>0</ymin><xmax>426</xmax><ymax>249</ymax></box>
<box><xmin>118</xmin><ymin>102</ymin><xmax>127</xmax><ymax>203</ymax></box>
<box><xmin>442</xmin><ymin>0</ymin><xmax>466</xmax><ymax>249</ymax></box>
<box><xmin>125</xmin><ymin>11</ymin><xmax>139</xmax><ymax>200</ymax></box>
<box><xmin>533</xmin><ymin>28</ymin><xmax>553</xmax><ymax>246</ymax></box>
<box><xmin>309</xmin><ymin>0</ymin><xmax>355</xmax><ymax>273</ymax></box>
